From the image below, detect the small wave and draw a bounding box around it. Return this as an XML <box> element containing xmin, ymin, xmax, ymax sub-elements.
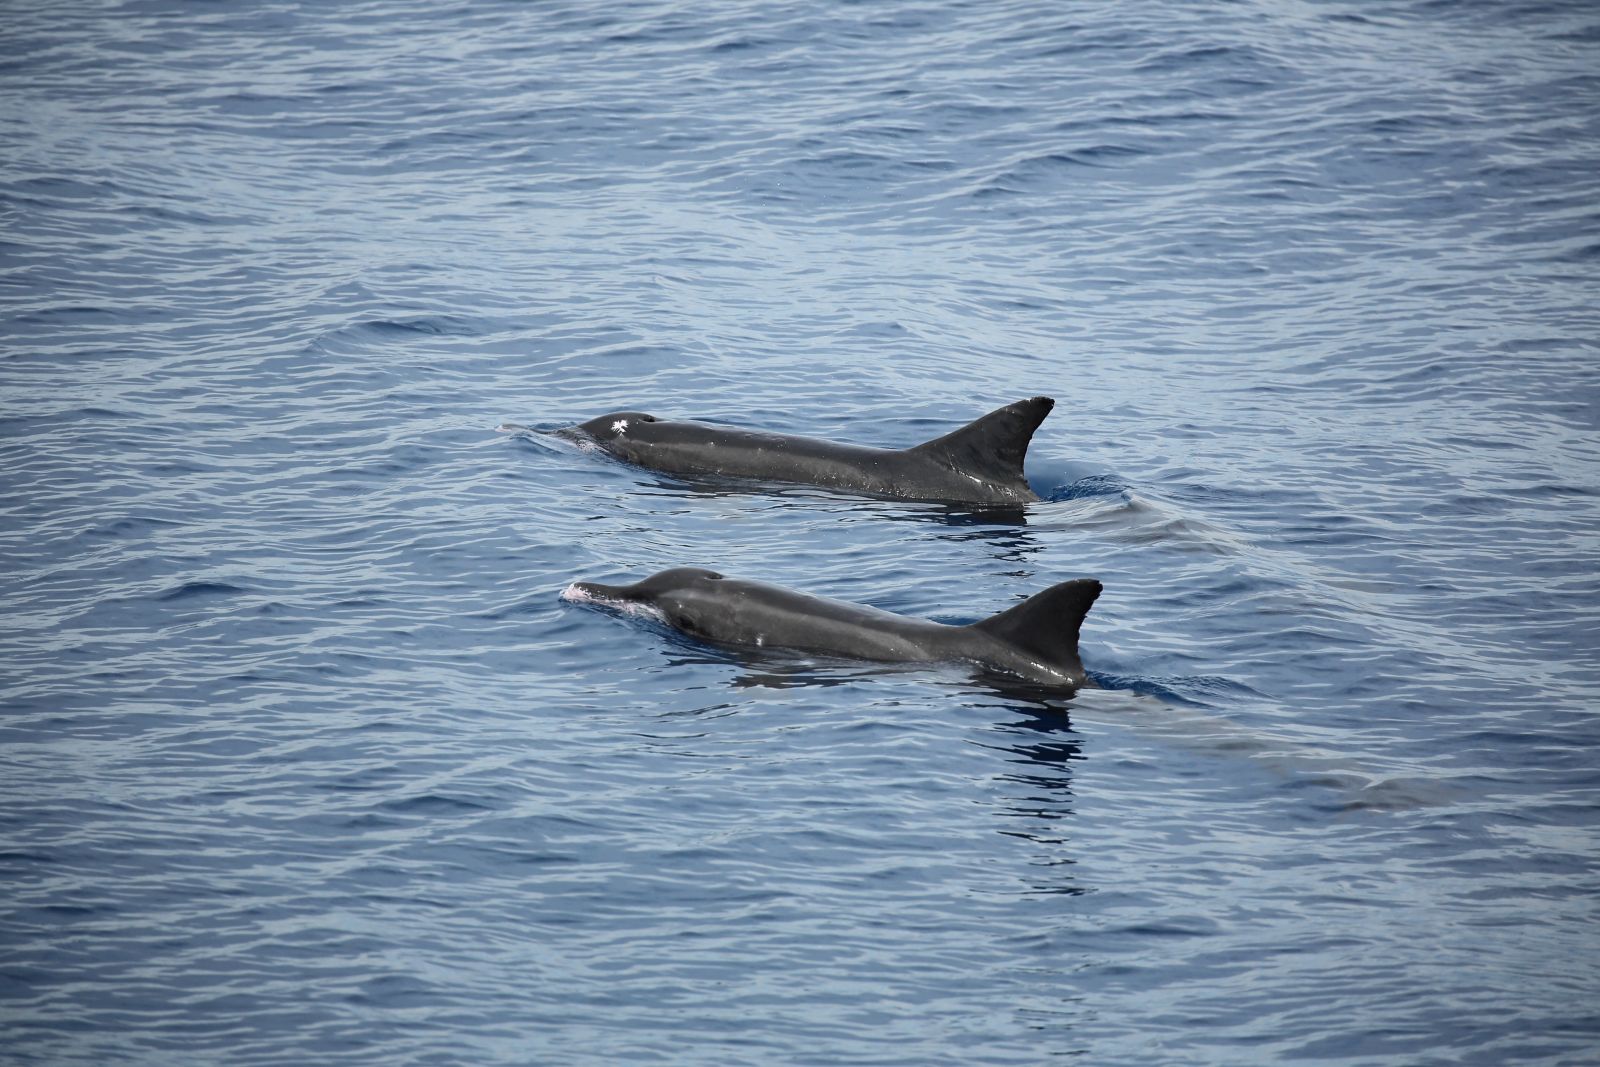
<box><xmin>157</xmin><ymin>580</ymin><xmax>250</xmax><ymax>602</ymax></box>
<box><xmin>1032</xmin><ymin>145</ymin><xmax>1148</xmax><ymax>168</ymax></box>
<box><xmin>1134</xmin><ymin>42</ymin><xmax>1274</xmax><ymax>74</ymax></box>
<box><xmin>379</xmin><ymin>794</ymin><xmax>493</xmax><ymax>816</ymax></box>
<box><xmin>707</xmin><ymin>34</ymin><xmax>770</xmax><ymax>54</ymax></box>
<box><xmin>480</xmin><ymin>594</ymin><xmax>560</xmax><ymax>621</ymax></box>
<box><xmin>303</xmin><ymin>315</ymin><xmax>485</xmax><ymax>356</ymax></box>
<box><xmin>1551</xmin><ymin>240</ymin><xmax>1600</xmax><ymax>263</ymax></box>
<box><xmin>12</xmin><ymin>306</ymin><xmax>118</xmax><ymax>325</ymax></box>
<box><xmin>1047</xmin><ymin>475</ymin><xmax>1128</xmax><ymax>502</ymax></box>
<box><xmin>1087</xmin><ymin>672</ymin><xmax>1212</xmax><ymax>707</ymax></box>
<box><xmin>356</xmin><ymin>315</ymin><xmax>480</xmax><ymax>337</ymax></box>
<box><xmin>496</xmin><ymin>423</ymin><xmax>577</xmax><ymax>449</ymax></box>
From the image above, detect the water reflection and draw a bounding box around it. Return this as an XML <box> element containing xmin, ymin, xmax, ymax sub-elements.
<box><xmin>627</xmin><ymin>469</ymin><xmax>1237</xmax><ymax>566</ymax></box>
<box><xmin>655</xmin><ymin>641</ymin><xmax>1096</xmax><ymax>701</ymax></box>
<box><xmin>626</xmin><ymin>476</ymin><xmax>1054</xmax><ymax>569</ymax></box>
<box><xmin>655</xmin><ymin>636</ymin><xmax>1094</xmax><ymax>893</ymax></box>
<box><xmin>971</xmin><ymin>697</ymin><xmax>1089</xmax><ymax>896</ymax></box>
<box><xmin>659</xmin><ymin>644</ymin><xmax>948</xmax><ymax>692</ymax></box>
<box><xmin>634</xmin><ymin>472</ymin><xmax>1036</xmax><ymax>525</ymax></box>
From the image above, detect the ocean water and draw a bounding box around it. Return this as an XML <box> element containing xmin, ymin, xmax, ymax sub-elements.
<box><xmin>3</xmin><ymin>0</ymin><xmax>1598</xmax><ymax>1063</ymax></box>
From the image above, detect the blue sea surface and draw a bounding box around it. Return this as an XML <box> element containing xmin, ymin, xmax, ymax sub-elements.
<box><xmin>3</xmin><ymin>1</ymin><xmax>1599</xmax><ymax>1064</ymax></box>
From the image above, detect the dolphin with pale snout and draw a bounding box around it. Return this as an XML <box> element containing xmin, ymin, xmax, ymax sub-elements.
<box><xmin>561</xmin><ymin>567</ymin><xmax>1101</xmax><ymax>690</ymax></box>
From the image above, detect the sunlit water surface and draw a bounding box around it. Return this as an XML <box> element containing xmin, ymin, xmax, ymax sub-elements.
<box><xmin>3</xmin><ymin>1</ymin><xmax>1598</xmax><ymax>1064</ymax></box>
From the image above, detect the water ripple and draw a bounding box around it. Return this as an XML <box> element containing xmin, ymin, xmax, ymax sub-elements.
<box><xmin>3</xmin><ymin>0</ymin><xmax>1598</xmax><ymax>1064</ymax></box>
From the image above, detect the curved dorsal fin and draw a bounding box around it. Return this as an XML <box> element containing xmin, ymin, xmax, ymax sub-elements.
<box><xmin>907</xmin><ymin>396</ymin><xmax>1054</xmax><ymax>488</ymax></box>
<box><xmin>970</xmin><ymin>578</ymin><xmax>1101</xmax><ymax>673</ymax></box>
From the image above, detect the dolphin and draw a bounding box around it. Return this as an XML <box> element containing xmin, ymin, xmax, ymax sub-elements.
<box><xmin>560</xmin><ymin>567</ymin><xmax>1101</xmax><ymax>689</ymax></box>
<box><xmin>554</xmin><ymin>397</ymin><xmax>1055</xmax><ymax>506</ymax></box>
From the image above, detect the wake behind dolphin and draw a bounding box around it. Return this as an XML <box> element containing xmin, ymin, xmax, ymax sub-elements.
<box><xmin>553</xmin><ymin>397</ymin><xmax>1055</xmax><ymax>506</ymax></box>
<box><xmin>561</xmin><ymin>567</ymin><xmax>1101</xmax><ymax>690</ymax></box>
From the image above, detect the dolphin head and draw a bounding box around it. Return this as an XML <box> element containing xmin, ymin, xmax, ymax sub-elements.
<box><xmin>560</xmin><ymin>567</ymin><xmax>726</xmax><ymax>625</ymax></box>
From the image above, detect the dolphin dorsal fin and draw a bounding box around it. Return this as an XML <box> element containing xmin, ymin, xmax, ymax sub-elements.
<box><xmin>970</xmin><ymin>578</ymin><xmax>1101</xmax><ymax>672</ymax></box>
<box><xmin>907</xmin><ymin>396</ymin><xmax>1054</xmax><ymax>487</ymax></box>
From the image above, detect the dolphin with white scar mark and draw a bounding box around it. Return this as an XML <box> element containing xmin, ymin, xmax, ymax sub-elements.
<box><xmin>554</xmin><ymin>397</ymin><xmax>1056</xmax><ymax>506</ymax></box>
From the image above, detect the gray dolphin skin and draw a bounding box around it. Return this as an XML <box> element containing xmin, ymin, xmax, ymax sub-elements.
<box><xmin>561</xmin><ymin>567</ymin><xmax>1101</xmax><ymax>689</ymax></box>
<box><xmin>556</xmin><ymin>397</ymin><xmax>1055</xmax><ymax>505</ymax></box>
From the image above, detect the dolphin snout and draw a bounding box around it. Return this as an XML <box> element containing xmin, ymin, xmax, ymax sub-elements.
<box><xmin>561</xmin><ymin>578</ymin><xmax>670</xmax><ymax>625</ymax></box>
<box><xmin>545</xmin><ymin>424</ymin><xmax>599</xmax><ymax>450</ymax></box>
<box><xmin>560</xmin><ymin>581</ymin><xmax>602</xmax><ymax>603</ymax></box>
<box><xmin>560</xmin><ymin>579</ymin><xmax>633</xmax><ymax>604</ymax></box>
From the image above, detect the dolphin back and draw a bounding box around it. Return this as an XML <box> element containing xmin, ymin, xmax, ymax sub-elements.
<box><xmin>969</xmin><ymin>577</ymin><xmax>1101</xmax><ymax>678</ymax></box>
<box><xmin>906</xmin><ymin>396</ymin><xmax>1054</xmax><ymax>492</ymax></box>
